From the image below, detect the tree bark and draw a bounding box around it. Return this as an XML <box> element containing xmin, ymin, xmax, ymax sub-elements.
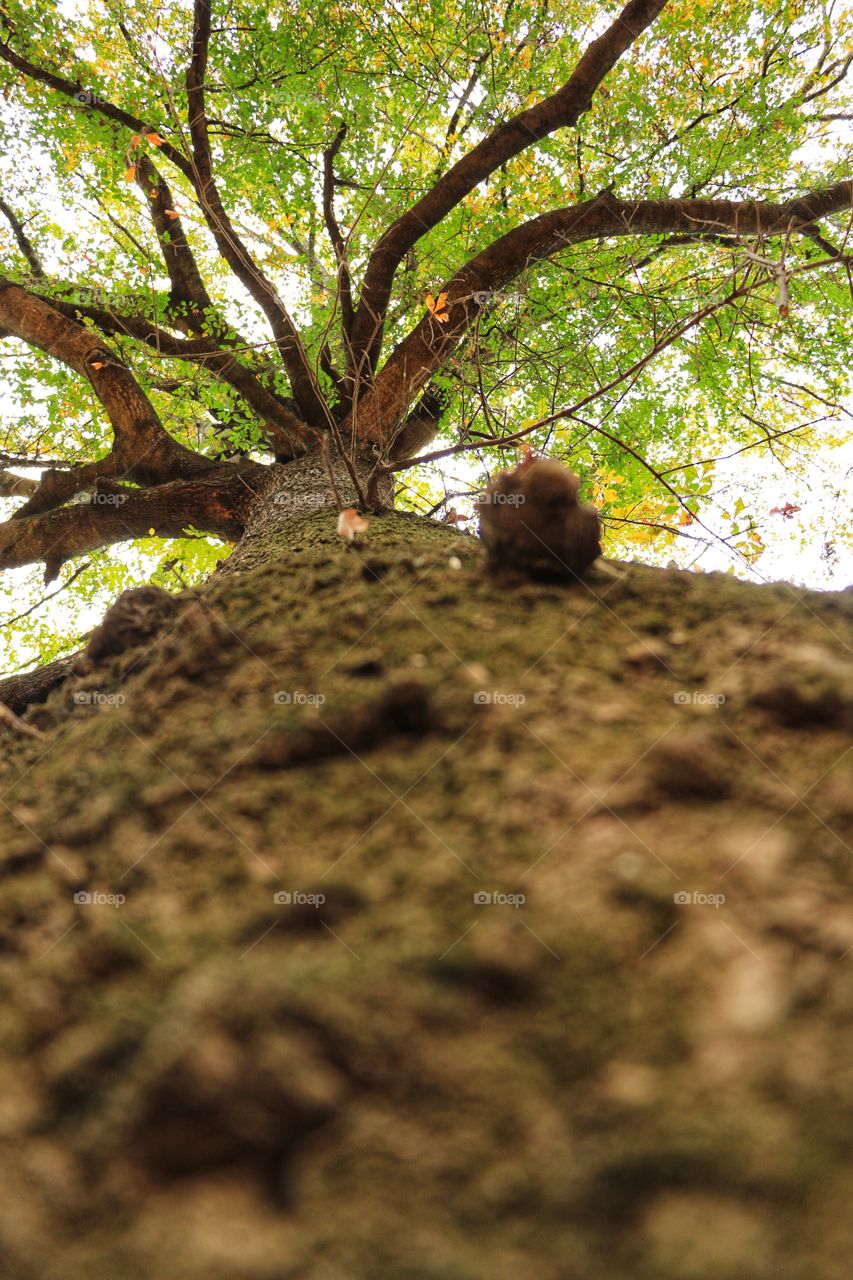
<box><xmin>1</xmin><ymin>498</ymin><xmax>851</xmax><ymax>1279</ymax></box>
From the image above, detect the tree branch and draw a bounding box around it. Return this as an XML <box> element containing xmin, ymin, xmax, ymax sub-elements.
<box><xmin>348</xmin><ymin>0</ymin><xmax>671</xmax><ymax>373</ymax></box>
<box><xmin>1</xmin><ymin>24</ymin><xmax>329</xmax><ymax>433</ymax></box>
<box><xmin>36</xmin><ymin>292</ymin><xmax>315</xmax><ymax>458</ymax></box>
<box><xmin>0</xmin><ymin>467</ymin><xmax>261</xmax><ymax>581</ymax></box>
<box><xmin>0</xmin><ymin>276</ymin><xmax>215</xmax><ymax>514</ymax></box>
<box><xmin>0</xmin><ymin>195</ymin><xmax>45</xmax><ymax>277</ymax></box>
<box><xmin>185</xmin><ymin>0</ymin><xmax>330</xmax><ymax>428</ymax></box>
<box><xmin>0</xmin><ymin>39</ymin><xmax>193</xmax><ymax>179</ymax></box>
<box><xmin>133</xmin><ymin>153</ymin><xmax>214</xmax><ymax>328</ymax></box>
<box><xmin>347</xmin><ymin>181</ymin><xmax>853</xmax><ymax>446</ymax></box>
<box><xmin>323</xmin><ymin>122</ymin><xmax>353</xmax><ymax>338</ymax></box>
<box><xmin>0</xmin><ymin>469</ymin><xmax>38</xmax><ymax>498</ymax></box>
<box><xmin>0</xmin><ymin>651</ymin><xmax>80</xmax><ymax>711</ymax></box>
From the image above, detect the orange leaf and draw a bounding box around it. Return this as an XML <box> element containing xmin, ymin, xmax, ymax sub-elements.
<box><xmin>129</xmin><ymin>133</ymin><xmax>143</xmax><ymax>149</ymax></box>
<box><xmin>124</xmin><ymin>164</ymin><xmax>137</xmax><ymax>182</ymax></box>
<box><xmin>90</xmin><ymin>361</ymin><xmax>104</xmax><ymax>370</ymax></box>
<box><xmin>426</xmin><ymin>291</ymin><xmax>450</xmax><ymax>322</ymax></box>
<box><xmin>508</xmin><ymin>446</ymin><xmax>537</xmax><ymax>480</ymax></box>
<box><xmin>164</xmin><ymin>209</ymin><xmax>180</xmax><ymax>219</ymax></box>
<box><xmin>336</xmin><ymin>508</ymin><xmax>370</xmax><ymax>542</ymax></box>
<box><xmin>145</xmin><ymin>131</ymin><xmax>165</xmax><ymax>147</ymax></box>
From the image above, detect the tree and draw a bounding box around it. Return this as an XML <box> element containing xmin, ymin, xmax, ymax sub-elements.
<box><xmin>0</xmin><ymin>0</ymin><xmax>851</xmax><ymax>616</ymax></box>
<box><xmin>0</xmin><ymin>2</ymin><xmax>852</xmax><ymax>1276</ymax></box>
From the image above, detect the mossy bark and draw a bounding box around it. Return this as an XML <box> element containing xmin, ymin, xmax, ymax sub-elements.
<box><xmin>1</xmin><ymin>488</ymin><xmax>852</xmax><ymax>1280</ymax></box>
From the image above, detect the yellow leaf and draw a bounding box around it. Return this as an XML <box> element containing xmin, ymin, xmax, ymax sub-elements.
<box><xmin>148</xmin><ymin>528</ymin><xmax>155</xmax><ymax>536</ymax></box>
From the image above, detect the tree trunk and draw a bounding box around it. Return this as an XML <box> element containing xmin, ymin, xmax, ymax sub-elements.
<box><xmin>1</xmin><ymin>491</ymin><xmax>852</xmax><ymax>1280</ymax></box>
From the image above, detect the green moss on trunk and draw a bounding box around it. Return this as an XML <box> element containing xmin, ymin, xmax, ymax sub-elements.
<box><xmin>1</xmin><ymin>507</ymin><xmax>852</xmax><ymax>1279</ymax></box>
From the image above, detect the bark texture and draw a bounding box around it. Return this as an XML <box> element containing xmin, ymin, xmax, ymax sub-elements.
<box><xmin>0</xmin><ymin>498</ymin><xmax>852</xmax><ymax>1280</ymax></box>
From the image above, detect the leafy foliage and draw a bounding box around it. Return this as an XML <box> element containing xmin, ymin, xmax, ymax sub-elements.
<box><xmin>0</xmin><ymin>0</ymin><xmax>851</xmax><ymax>663</ymax></box>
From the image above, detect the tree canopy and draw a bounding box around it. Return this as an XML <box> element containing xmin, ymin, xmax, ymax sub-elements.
<box><xmin>0</xmin><ymin>0</ymin><xmax>851</xmax><ymax>666</ymax></box>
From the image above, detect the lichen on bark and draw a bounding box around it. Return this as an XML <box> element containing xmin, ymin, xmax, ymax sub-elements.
<box><xmin>0</xmin><ymin>503</ymin><xmax>852</xmax><ymax>1279</ymax></box>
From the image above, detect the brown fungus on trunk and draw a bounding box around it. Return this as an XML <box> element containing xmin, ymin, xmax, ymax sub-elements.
<box><xmin>477</xmin><ymin>454</ymin><xmax>601</xmax><ymax>580</ymax></box>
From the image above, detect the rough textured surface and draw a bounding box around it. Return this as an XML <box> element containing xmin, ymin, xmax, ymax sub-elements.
<box><xmin>478</xmin><ymin>455</ymin><xmax>601</xmax><ymax>578</ymax></box>
<box><xmin>0</xmin><ymin>498</ymin><xmax>852</xmax><ymax>1279</ymax></box>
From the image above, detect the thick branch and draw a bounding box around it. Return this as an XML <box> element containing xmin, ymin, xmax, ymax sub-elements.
<box><xmin>0</xmin><ymin>467</ymin><xmax>261</xmax><ymax>581</ymax></box>
<box><xmin>134</xmin><ymin>153</ymin><xmax>214</xmax><ymax>327</ymax></box>
<box><xmin>0</xmin><ymin>652</ymin><xmax>80</xmax><ymax>711</ymax></box>
<box><xmin>1</xmin><ymin>29</ymin><xmax>328</xmax><ymax>432</ymax></box>
<box><xmin>346</xmin><ymin>181</ymin><xmax>853</xmax><ymax>446</ymax></box>
<box><xmin>0</xmin><ymin>195</ymin><xmax>45</xmax><ymax>276</ymax></box>
<box><xmin>348</xmin><ymin>0</ymin><xmax>671</xmax><ymax>371</ymax></box>
<box><xmin>323</xmin><ymin>122</ymin><xmax>354</xmax><ymax>338</ymax></box>
<box><xmin>37</xmin><ymin>293</ymin><xmax>315</xmax><ymax>458</ymax></box>
<box><xmin>186</xmin><ymin>0</ymin><xmax>330</xmax><ymax>428</ymax></box>
<box><xmin>0</xmin><ymin>469</ymin><xmax>38</xmax><ymax>498</ymax></box>
<box><xmin>0</xmin><ymin>276</ymin><xmax>214</xmax><ymax>513</ymax></box>
<box><xmin>385</xmin><ymin>387</ymin><xmax>447</xmax><ymax>461</ymax></box>
<box><xmin>128</xmin><ymin>155</ymin><xmax>315</xmax><ymax>455</ymax></box>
